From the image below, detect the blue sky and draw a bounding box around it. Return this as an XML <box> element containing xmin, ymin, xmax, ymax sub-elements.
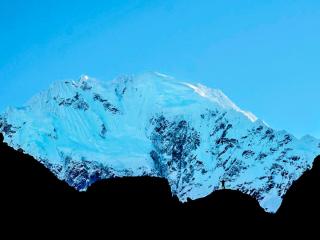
<box><xmin>0</xmin><ymin>0</ymin><xmax>319</xmax><ymax>138</ymax></box>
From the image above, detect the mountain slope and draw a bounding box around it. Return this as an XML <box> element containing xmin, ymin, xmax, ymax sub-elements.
<box><xmin>1</xmin><ymin>72</ymin><xmax>319</xmax><ymax>212</ymax></box>
<box><xmin>0</xmin><ymin>133</ymin><xmax>75</xmax><ymax>193</ymax></box>
<box><xmin>2</xmin><ymin>133</ymin><xmax>320</xmax><ymax>227</ymax></box>
<box><xmin>276</xmin><ymin>155</ymin><xmax>320</xmax><ymax>223</ymax></box>
<box><xmin>0</xmin><ymin>133</ymin><xmax>272</xmax><ymax>228</ymax></box>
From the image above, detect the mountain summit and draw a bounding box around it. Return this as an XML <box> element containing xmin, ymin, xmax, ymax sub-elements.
<box><xmin>1</xmin><ymin>72</ymin><xmax>319</xmax><ymax>212</ymax></box>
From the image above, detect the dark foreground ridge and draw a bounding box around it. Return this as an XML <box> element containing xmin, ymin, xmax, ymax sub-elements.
<box><xmin>0</xmin><ymin>133</ymin><xmax>319</xmax><ymax>227</ymax></box>
<box><xmin>277</xmin><ymin>154</ymin><xmax>320</xmax><ymax>224</ymax></box>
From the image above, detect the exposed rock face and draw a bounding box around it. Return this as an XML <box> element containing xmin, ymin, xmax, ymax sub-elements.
<box><xmin>1</xmin><ymin>72</ymin><xmax>319</xmax><ymax>212</ymax></box>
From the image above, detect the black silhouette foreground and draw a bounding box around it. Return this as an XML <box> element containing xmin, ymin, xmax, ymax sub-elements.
<box><xmin>0</xmin><ymin>133</ymin><xmax>319</xmax><ymax>228</ymax></box>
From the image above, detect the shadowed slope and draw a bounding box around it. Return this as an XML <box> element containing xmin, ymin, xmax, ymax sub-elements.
<box><xmin>0</xmin><ymin>133</ymin><xmax>76</xmax><ymax>193</ymax></box>
<box><xmin>183</xmin><ymin>189</ymin><xmax>272</xmax><ymax>224</ymax></box>
<box><xmin>276</xmin><ymin>155</ymin><xmax>320</xmax><ymax>225</ymax></box>
<box><xmin>1</xmin><ymin>132</ymin><xmax>319</xmax><ymax>228</ymax></box>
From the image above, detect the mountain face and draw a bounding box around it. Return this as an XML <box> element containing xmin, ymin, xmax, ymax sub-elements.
<box><xmin>0</xmin><ymin>72</ymin><xmax>319</xmax><ymax>212</ymax></box>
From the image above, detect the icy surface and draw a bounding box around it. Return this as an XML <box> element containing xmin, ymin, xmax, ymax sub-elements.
<box><xmin>1</xmin><ymin>72</ymin><xmax>319</xmax><ymax>212</ymax></box>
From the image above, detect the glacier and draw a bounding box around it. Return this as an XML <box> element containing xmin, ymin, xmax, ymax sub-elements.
<box><xmin>0</xmin><ymin>72</ymin><xmax>319</xmax><ymax>213</ymax></box>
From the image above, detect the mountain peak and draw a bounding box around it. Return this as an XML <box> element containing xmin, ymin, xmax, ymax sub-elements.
<box><xmin>79</xmin><ymin>74</ymin><xmax>89</xmax><ymax>82</ymax></box>
<box><xmin>0</xmin><ymin>72</ymin><xmax>319</xmax><ymax>213</ymax></box>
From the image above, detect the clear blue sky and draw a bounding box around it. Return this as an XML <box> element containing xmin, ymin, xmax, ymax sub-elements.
<box><xmin>0</xmin><ymin>0</ymin><xmax>319</xmax><ymax>138</ymax></box>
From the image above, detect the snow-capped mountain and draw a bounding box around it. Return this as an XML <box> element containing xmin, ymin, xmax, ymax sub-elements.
<box><xmin>1</xmin><ymin>72</ymin><xmax>319</xmax><ymax>212</ymax></box>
